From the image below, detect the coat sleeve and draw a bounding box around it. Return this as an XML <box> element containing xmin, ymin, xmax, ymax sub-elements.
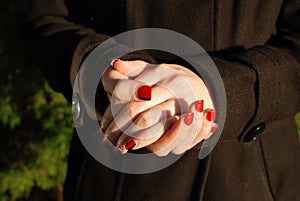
<box><xmin>26</xmin><ymin>0</ymin><xmax>111</xmax><ymax>101</ymax></box>
<box><xmin>209</xmin><ymin>0</ymin><xmax>300</xmax><ymax>141</ymax></box>
<box><xmin>26</xmin><ymin>0</ymin><xmax>155</xmax><ymax>119</ymax></box>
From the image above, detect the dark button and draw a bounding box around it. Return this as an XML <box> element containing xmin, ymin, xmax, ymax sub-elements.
<box><xmin>243</xmin><ymin>122</ymin><xmax>266</xmax><ymax>143</ymax></box>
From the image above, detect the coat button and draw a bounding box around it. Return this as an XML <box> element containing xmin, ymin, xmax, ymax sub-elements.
<box><xmin>243</xmin><ymin>122</ymin><xmax>266</xmax><ymax>143</ymax></box>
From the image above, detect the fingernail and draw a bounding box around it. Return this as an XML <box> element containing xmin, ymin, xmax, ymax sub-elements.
<box><xmin>210</xmin><ymin>123</ymin><xmax>219</xmax><ymax>133</ymax></box>
<box><xmin>184</xmin><ymin>112</ymin><xmax>194</xmax><ymax>126</ymax></box>
<box><xmin>111</xmin><ymin>59</ymin><xmax>119</xmax><ymax>66</ymax></box>
<box><xmin>137</xmin><ymin>85</ymin><xmax>152</xmax><ymax>100</ymax></box>
<box><xmin>195</xmin><ymin>100</ymin><xmax>204</xmax><ymax>113</ymax></box>
<box><xmin>125</xmin><ymin>139</ymin><xmax>136</xmax><ymax>150</ymax></box>
<box><xmin>206</xmin><ymin>110</ymin><xmax>216</xmax><ymax>122</ymax></box>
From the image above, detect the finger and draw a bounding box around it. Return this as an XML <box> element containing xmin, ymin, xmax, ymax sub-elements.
<box><xmin>112</xmin><ymin>59</ymin><xmax>151</xmax><ymax>78</ymax></box>
<box><xmin>190</xmin><ymin>109</ymin><xmax>216</xmax><ymax>148</ymax></box>
<box><xmin>112</xmin><ymin>81</ymin><xmax>175</xmax><ymax>123</ymax></box>
<box><xmin>107</xmin><ymin>74</ymin><xmax>190</xmax><ymax>144</ymax></box>
<box><xmin>146</xmin><ymin>112</ymin><xmax>195</xmax><ymax>157</ymax></box>
<box><xmin>117</xmin><ymin>116</ymin><xmax>179</xmax><ymax>154</ymax></box>
<box><xmin>100</xmin><ymin>104</ymin><xmax>113</xmax><ymax>131</ymax></box>
<box><xmin>102</xmin><ymin>69</ymin><xmax>173</xmax><ymax>137</ymax></box>
<box><xmin>127</xmin><ymin>84</ymin><xmax>184</xmax><ymax>116</ymax></box>
<box><xmin>135</xmin><ymin>67</ymin><xmax>198</xmax><ymax>109</ymax></box>
<box><xmin>107</xmin><ymin>92</ymin><xmax>112</xmax><ymax>102</ymax></box>
<box><xmin>103</xmin><ymin>83</ymin><xmax>157</xmax><ymax>145</ymax></box>
<box><xmin>102</xmin><ymin>67</ymin><xmax>128</xmax><ymax>94</ymax></box>
<box><xmin>100</xmin><ymin>91</ymin><xmax>132</xmax><ymax>133</ymax></box>
<box><xmin>124</xmin><ymin>99</ymin><xmax>180</xmax><ymax>135</ymax></box>
<box><xmin>172</xmin><ymin>100</ymin><xmax>204</xmax><ymax>154</ymax></box>
<box><xmin>110</xmin><ymin>94</ymin><xmax>182</xmax><ymax>145</ymax></box>
<box><xmin>113</xmin><ymin>77</ymin><xmax>176</xmax><ymax>103</ymax></box>
<box><xmin>207</xmin><ymin>123</ymin><xmax>219</xmax><ymax>139</ymax></box>
<box><xmin>114</xmin><ymin>98</ymin><xmax>181</xmax><ymax>148</ymax></box>
<box><xmin>108</xmin><ymin>98</ymin><xmax>180</xmax><ymax>148</ymax></box>
<box><xmin>100</xmin><ymin>69</ymin><xmax>127</xmax><ymax>132</ymax></box>
<box><xmin>135</xmin><ymin>63</ymin><xmax>176</xmax><ymax>86</ymax></box>
<box><xmin>103</xmin><ymin>102</ymin><xmax>134</xmax><ymax>145</ymax></box>
<box><xmin>202</xmin><ymin>109</ymin><xmax>216</xmax><ymax>140</ymax></box>
<box><xmin>104</xmin><ymin>92</ymin><xmax>165</xmax><ymax>146</ymax></box>
<box><xmin>114</xmin><ymin>62</ymin><xmax>184</xmax><ymax>97</ymax></box>
<box><xmin>113</xmin><ymin>62</ymin><xmax>195</xmax><ymax>115</ymax></box>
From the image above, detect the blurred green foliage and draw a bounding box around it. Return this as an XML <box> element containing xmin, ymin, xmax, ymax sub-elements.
<box><xmin>0</xmin><ymin>1</ymin><xmax>73</xmax><ymax>200</ymax></box>
<box><xmin>296</xmin><ymin>113</ymin><xmax>300</xmax><ymax>139</ymax></box>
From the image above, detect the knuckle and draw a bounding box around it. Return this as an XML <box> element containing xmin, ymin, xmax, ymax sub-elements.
<box><xmin>149</xmin><ymin>66</ymin><xmax>161</xmax><ymax>77</ymax></box>
<box><xmin>154</xmin><ymin>64</ymin><xmax>163</xmax><ymax>71</ymax></box>
<box><xmin>115</xmin><ymin>79</ymin><xmax>127</xmax><ymax>89</ymax></box>
<box><xmin>166</xmin><ymin>75</ymin><xmax>186</xmax><ymax>89</ymax></box>
<box><xmin>127</xmin><ymin>102</ymin><xmax>139</xmax><ymax>118</ymax></box>
<box><xmin>136</xmin><ymin>113</ymin><xmax>152</xmax><ymax>128</ymax></box>
<box><xmin>153</xmin><ymin>64</ymin><xmax>169</xmax><ymax>75</ymax></box>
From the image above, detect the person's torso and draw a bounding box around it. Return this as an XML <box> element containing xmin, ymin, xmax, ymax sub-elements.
<box><xmin>66</xmin><ymin>0</ymin><xmax>283</xmax><ymax>51</ymax></box>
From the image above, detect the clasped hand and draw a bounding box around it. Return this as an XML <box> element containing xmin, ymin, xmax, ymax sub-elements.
<box><xmin>100</xmin><ymin>60</ymin><xmax>218</xmax><ymax>156</ymax></box>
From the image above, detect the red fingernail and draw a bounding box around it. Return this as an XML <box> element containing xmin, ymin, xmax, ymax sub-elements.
<box><xmin>206</xmin><ymin>110</ymin><xmax>216</xmax><ymax>122</ymax></box>
<box><xmin>210</xmin><ymin>123</ymin><xmax>219</xmax><ymax>133</ymax></box>
<box><xmin>184</xmin><ymin>112</ymin><xmax>194</xmax><ymax>126</ymax></box>
<box><xmin>195</xmin><ymin>100</ymin><xmax>204</xmax><ymax>113</ymax></box>
<box><xmin>125</xmin><ymin>139</ymin><xmax>136</xmax><ymax>150</ymax></box>
<box><xmin>137</xmin><ymin>85</ymin><xmax>152</xmax><ymax>100</ymax></box>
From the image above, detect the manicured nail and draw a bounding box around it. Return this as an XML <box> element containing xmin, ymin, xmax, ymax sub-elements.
<box><xmin>210</xmin><ymin>123</ymin><xmax>219</xmax><ymax>133</ymax></box>
<box><xmin>206</xmin><ymin>110</ymin><xmax>216</xmax><ymax>122</ymax></box>
<box><xmin>184</xmin><ymin>112</ymin><xmax>194</xmax><ymax>126</ymax></box>
<box><xmin>137</xmin><ymin>85</ymin><xmax>152</xmax><ymax>100</ymax></box>
<box><xmin>195</xmin><ymin>100</ymin><xmax>204</xmax><ymax>113</ymax></box>
<box><xmin>125</xmin><ymin>139</ymin><xmax>136</xmax><ymax>150</ymax></box>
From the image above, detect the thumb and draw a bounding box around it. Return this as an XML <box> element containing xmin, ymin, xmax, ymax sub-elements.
<box><xmin>112</xmin><ymin>59</ymin><xmax>150</xmax><ymax>77</ymax></box>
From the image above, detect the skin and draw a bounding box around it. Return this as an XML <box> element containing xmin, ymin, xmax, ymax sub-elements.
<box><xmin>100</xmin><ymin>60</ymin><xmax>217</xmax><ymax>156</ymax></box>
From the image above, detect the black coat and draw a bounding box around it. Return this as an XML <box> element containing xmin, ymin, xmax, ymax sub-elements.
<box><xmin>26</xmin><ymin>0</ymin><xmax>300</xmax><ymax>200</ymax></box>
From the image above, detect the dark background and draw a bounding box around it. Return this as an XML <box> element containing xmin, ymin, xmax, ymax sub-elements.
<box><xmin>0</xmin><ymin>1</ymin><xmax>73</xmax><ymax>200</ymax></box>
